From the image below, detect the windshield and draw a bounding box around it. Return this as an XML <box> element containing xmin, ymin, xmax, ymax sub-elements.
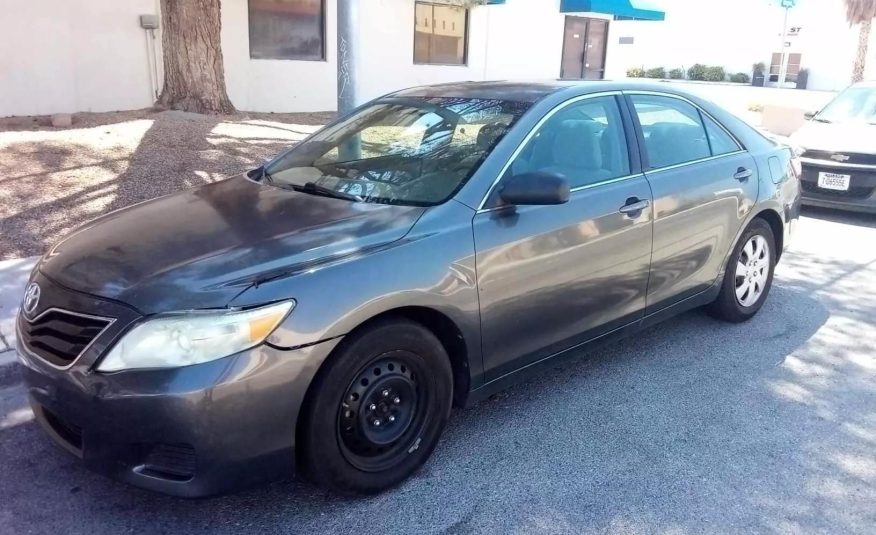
<box><xmin>262</xmin><ymin>96</ymin><xmax>532</xmax><ymax>206</ymax></box>
<box><xmin>816</xmin><ymin>85</ymin><xmax>876</xmax><ymax>124</ymax></box>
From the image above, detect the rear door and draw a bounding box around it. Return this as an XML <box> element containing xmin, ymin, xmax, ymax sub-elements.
<box><xmin>625</xmin><ymin>92</ymin><xmax>759</xmax><ymax>312</ymax></box>
<box><xmin>473</xmin><ymin>94</ymin><xmax>653</xmax><ymax>380</ymax></box>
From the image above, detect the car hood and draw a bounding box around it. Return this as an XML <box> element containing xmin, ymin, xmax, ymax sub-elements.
<box><xmin>790</xmin><ymin>121</ymin><xmax>876</xmax><ymax>155</ymax></box>
<box><xmin>39</xmin><ymin>175</ymin><xmax>425</xmax><ymax>314</ymax></box>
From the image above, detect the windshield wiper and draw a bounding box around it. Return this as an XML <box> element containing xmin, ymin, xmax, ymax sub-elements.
<box><xmin>294</xmin><ymin>182</ymin><xmax>363</xmax><ymax>202</ymax></box>
<box><xmin>812</xmin><ymin>117</ymin><xmax>832</xmax><ymax>123</ymax></box>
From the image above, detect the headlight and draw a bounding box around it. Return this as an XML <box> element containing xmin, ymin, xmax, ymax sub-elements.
<box><xmin>96</xmin><ymin>301</ymin><xmax>294</xmax><ymax>372</ymax></box>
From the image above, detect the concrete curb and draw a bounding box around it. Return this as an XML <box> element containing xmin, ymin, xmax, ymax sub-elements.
<box><xmin>0</xmin><ymin>351</ymin><xmax>21</xmax><ymax>388</ymax></box>
<box><xmin>0</xmin><ymin>256</ymin><xmax>39</xmax><ymax>388</ymax></box>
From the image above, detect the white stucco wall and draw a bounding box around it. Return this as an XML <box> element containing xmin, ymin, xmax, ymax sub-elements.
<box><xmin>0</xmin><ymin>0</ymin><xmax>160</xmax><ymax>117</ymax></box>
<box><xmin>605</xmin><ymin>0</ymin><xmax>875</xmax><ymax>92</ymax></box>
<box><xmin>220</xmin><ymin>0</ymin><xmax>338</xmax><ymax>112</ymax></box>
<box><xmin>3</xmin><ymin>0</ymin><xmax>874</xmax><ymax>117</ymax></box>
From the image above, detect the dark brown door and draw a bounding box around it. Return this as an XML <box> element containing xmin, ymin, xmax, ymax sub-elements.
<box><xmin>583</xmin><ymin>19</ymin><xmax>608</xmax><ymax>79</ymax></box>
<box><xmin>560</xmin><ymin>17</ymin><xmax>609</xmax><ymax>80</ymax></box>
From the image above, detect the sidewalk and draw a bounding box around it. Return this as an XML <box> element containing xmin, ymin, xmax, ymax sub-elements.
<box><xmin>0</xmin><ymin>256</ymin><xmax>38</xmax><ymax>385</ymax></box>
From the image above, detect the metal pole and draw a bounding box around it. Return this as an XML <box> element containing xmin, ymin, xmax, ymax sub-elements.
<box><xmin>336</xmin><ymin>0</ymin><xmax>360</xmax><ymax>116</ymax></box>
<box><xmin>778</xmin><ymin>6</ymin><xmax>789</xmax><ymax>86</ymax></box>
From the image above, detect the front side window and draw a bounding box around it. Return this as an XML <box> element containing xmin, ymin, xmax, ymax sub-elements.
<box><xmin>262</xmin><ymin>97</ymin><xmax>531</xmax><ymax>206</ymax></box>
<box><xmin>506</xmin><ymin>96</ymin><xmax>631</xmax><ymax>189</ymax></box>
<box><xmin>249</xmin><ymin>0</ymin><xmax>325</xmax><ymax>61</ymax></box>
<box><xmin>631</xmin><ymin>95</ymin><xmax>710</xmax><ymax>169</ymax></box>
<box><xmin>414</xmin><ymin>2</ymin><xmax>468</xmax><ymax>65</ymax></box>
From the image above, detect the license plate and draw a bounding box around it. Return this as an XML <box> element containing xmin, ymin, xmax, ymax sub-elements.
<box><xmin>817</xmin><ymin>172</ymin><xmax>851</xmax><ymax>191</ymax></box>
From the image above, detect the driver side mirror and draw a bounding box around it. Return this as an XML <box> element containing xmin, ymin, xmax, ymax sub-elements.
<box><xmin>499</xmin><ymin>171</ymin><xmax>570</xmax><ymax>206</ymax></box>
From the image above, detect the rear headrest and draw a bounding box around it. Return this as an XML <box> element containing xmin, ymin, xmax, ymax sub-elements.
<box><xmin>552</xmin><ymin>120</ymin><xmax>603</xmax><ymax>169</ymax></box>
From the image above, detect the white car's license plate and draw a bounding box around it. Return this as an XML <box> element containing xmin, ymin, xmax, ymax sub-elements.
<box><xmin>818</xmin><ymin>172</ymin><xmax>851</xmax><ymax>191</ymax></box>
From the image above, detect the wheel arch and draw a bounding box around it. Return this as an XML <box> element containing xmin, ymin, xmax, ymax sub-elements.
<box><xmin>752</xmin><ymin>208</ymin><xmax>784</xmax><ymax>261</ymax></box>
<box><xmin>300</xmin><ymin>306</ymin><xmax>473</xmax><ymax>418</ymax></box>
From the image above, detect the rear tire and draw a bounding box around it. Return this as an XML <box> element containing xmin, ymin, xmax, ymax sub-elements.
<box><xmin>709</xmin><ymin>218</ymin><xmax>776</xmax><ymax>323</ymax></box>
<box><xmin>298</xmin><ymin>317</ymin><xmax>453</xmax><ymax>494</ymax></box>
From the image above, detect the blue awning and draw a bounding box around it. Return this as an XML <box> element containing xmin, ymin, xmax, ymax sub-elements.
<box><xmin>560</xmin><ymin>0</ymin><xmax>665</xmax><ymax>21</ymax></box>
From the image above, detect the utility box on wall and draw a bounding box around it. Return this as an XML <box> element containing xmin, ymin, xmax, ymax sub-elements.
<box><xmin>139</xmin><ymin>14</ymin><xmax>159</xmax><ymax>30</ymax></box>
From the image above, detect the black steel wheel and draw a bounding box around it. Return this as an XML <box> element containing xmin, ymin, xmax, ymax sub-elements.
<box><xmin>298</xmin><ymin>318</ymin><xmax>453</xmax><ymax>494</ymax></box>
<box><xmin>337</xmin><ymin>353</ymin><xmax>426</xmax><ymax>472</ymax></box>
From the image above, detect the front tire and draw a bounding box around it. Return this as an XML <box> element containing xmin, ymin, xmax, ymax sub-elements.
<box><xmin>709</xmin><ymin>218</ymin><xmax>776</xmax><ymax>323</ymax></box>
<box><xmin>298</xmin><ymin>318</ymin><xmax>453</xmax><ymax>494</ymax></box>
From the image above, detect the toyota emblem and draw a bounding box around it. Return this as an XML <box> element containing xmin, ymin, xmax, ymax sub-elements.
<box><xmin>830</xmin><ymin>154</ymin><xmax>851</xmax><ymax>162</ymax></box>
<box><xmin>23</xmin><ymin>282</ymin><xmax>41</xmax><ymax>316</ymax></box>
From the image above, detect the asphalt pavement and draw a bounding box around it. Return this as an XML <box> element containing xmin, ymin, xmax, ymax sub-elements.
<box><xmin>0</xmin><ymin>208</ymin><xmax>874</xmax><ymax>534</ymax></box>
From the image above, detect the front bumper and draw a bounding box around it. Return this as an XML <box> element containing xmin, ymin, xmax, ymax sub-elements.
<box><xmin>16</xmin><ymin>272</ymin><xmax>340</xmax><ymax>497</ymax></box>
<box><xmin>19</xmin><ymin>337</ymin><xmax>339</xmax><ymax>497</ymax></box>
<box><xmin>800</xmin><ymin>160</ymin><xmax>876</xmax><ymax>213</ymax></box>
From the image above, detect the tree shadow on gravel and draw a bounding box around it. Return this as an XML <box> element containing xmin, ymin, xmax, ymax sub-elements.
<box><xmin>4</xmin><ymin>279</ymin><xmax>866</xmax><ymax>535</ymax></box>
<box><xmin>0</xmin><ymin>111</ymin><xmax>326</xmax><ymax>260</ymax></box>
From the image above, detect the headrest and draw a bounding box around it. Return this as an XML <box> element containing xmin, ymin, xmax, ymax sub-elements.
<box><xmin>552</xmin><ymin>120</ymin><xmax>603</xmax><ymax>169</ymax></box>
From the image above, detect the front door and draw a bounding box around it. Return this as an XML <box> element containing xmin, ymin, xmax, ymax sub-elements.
<box><xmin>474</xmin><ymin>95</ymin><xmax>652</xmax><ymax>381</ymax></box>
<box><xmin>560</xmin><ymin>17</ymin><xmax>609</xmax><ymax>80</ymax></box>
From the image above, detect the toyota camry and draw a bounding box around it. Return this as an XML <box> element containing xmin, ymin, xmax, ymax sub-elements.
<box><xmin>17</xmin><ymin>81</ymin><xmax>801</xmax><ymax>497</ymax></box>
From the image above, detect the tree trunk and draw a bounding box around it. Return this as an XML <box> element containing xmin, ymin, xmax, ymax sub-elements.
<box><xmin>158</xmin><ymin>0</ymin><xmax>235</xmax><ymax>114</ymax></box>
<box><xmin>852</xmin><ymin>18</ymin><xmax>872</xmax><ymax>83</ymax></box>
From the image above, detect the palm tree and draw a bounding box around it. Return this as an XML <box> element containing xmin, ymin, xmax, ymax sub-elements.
<box><xmin>845</xmin><ymin>0</ymin><xmax>876</xmax><ymax>82</ymax></box>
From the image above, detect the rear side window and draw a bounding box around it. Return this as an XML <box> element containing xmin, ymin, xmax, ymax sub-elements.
<box><xmin>631</xmin><ymin>95</ymin><xmax>710</xmax><ymax>169</ymax></box>
<box><xmin>702</xmin><ymin>114</ymin><xmax>740</xmax><ymax>155</ymax></box>
<box><xmin>507</xmin><ymin>96</ymin><xmax>630</xmax><ymax>189</ymax></box>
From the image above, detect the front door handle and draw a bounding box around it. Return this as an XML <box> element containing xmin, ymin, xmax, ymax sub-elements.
<box><xmin>734</xmin><ymin>167</ymin><xmax>753</xmax><ymax>181</ymax></box>
<box><xmin>619</xmin><ymin>198</ymin><xmax>650</xmax><ymax>216</ymax></box>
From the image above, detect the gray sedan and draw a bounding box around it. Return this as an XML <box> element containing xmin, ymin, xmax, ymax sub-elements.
<box><xmin>17</xmin><ymin>81</ymin><xmax>801</xmax><ymax>497</ymax></box>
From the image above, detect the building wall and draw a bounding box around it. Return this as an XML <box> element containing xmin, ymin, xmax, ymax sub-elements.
<box><xmin>0</xmin><ymin>0</ymin><xmax>160</xmax><ymax>117</ymax></box>
<box><xmin>605</xmin><ymin>0</ymin><xmax>874</xmax><ymax>92</ymax></box>
<box><xmin>3</xmin><ymin>0</ymin><xmax>873</xmax><ymax>118</ymax></box>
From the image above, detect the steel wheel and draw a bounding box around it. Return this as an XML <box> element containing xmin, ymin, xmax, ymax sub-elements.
<box><xmin>337</xmin><ymin>352</ymin><xmax>428</xmax><ymax>472</ymax></box>
<box><xmin>735</xmin><ymin>234</ymin><xmax>770</xmax><ymax>307</ymax></box>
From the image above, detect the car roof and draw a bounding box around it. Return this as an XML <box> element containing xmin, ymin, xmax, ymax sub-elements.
<box><xmin>390</xmin><ymin>79</ymin><xmax>706</xmax><ymax>103</ymax></box>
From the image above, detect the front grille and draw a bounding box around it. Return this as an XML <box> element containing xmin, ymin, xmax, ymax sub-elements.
<box><xmin>19</xmin><ymin>309</ymin><xmax>112</xmax><ymax>367</ymax></box>
<box><xmin>801</xmin><ymin>180</ymin><xmax>875</xmax><ymax>200</ymax></box>
<box><xmin>140</xmin><ymin>444</ymin><xmax>197</xmax><ymax>481</ymax></box>
<box><xmin>802</xmin><ymin>150</ymin><xmax>876</xmax><ymax>167</ymax></box>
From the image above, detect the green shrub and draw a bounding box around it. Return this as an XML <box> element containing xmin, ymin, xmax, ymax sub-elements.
<box><xmin>668</xmin><ymin>68</ymin><xmax>684</xmax><ymax>79</ymax></box>
<box><xmin>644</xmin><ymin>67</ymin><xmax>666</xmax><ymax>79</ymax></box>
<box><xmin>730</xmin><ymin>72</ymin><xmax>751</xmax><ymax>84</ymax></box>
<box><xmin>703</xmin><ymin>66</ymin><xmax>726</xmax><ymax>82</ymax></box>
<box><xmin>687</xmin><ymin>64</ymin><xmax>708</xmax><ymax>81</ymax></box>
<box><xmin>626</xmin><ymin>67</ymin><xmax>646</xmax><ymax>78</ymax></box>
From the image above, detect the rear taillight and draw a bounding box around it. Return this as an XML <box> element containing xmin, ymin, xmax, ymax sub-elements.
<box><xmin>789</xmin><ymin>151</ymin><xmax>802</xmax><ymax>180</ymax></box>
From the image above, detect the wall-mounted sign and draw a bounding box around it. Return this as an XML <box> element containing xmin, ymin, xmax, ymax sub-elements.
<box><xmin>619</xmin><ymin>36</ymin><xmax>635</xmax><ymax>45</ymax></box>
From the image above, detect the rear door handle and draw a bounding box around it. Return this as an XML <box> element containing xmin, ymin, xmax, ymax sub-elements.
<box><xmin>734</xmin><ymin>167</ymin><xmax>753</xmax><ymax>181</ymax></box>
<box><xmin>619</xmin><ymin>198</ymin><xmax>650</xmax><ymax>216</ymax></box>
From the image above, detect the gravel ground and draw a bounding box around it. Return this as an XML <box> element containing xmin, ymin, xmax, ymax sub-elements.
<box><xmin>0</xmin><ymin>109</ymin><xmax>332</xmax><ymax>259</ymax></box>
<box><xmin>0</xmin><ymin>208</ymin><xmax>874</xmax><ymax>534</ymax></box>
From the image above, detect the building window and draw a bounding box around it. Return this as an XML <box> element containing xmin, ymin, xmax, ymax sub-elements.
<box><xmin>414</xmin><ymin>2</ymin><xmax>468</xmax><ymax>65</ymax></box>
<box><xmin>248</xmin><ymin>0</ymin><xmax>325</xmax><ymax>61</ymax></box>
